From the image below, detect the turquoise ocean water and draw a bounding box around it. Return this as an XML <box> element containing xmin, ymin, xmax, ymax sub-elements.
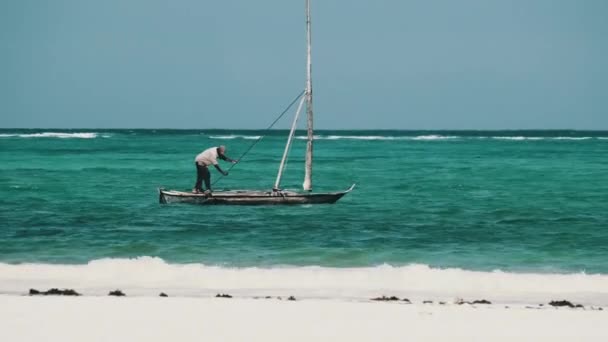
<box><xmin>1</xmin><ymin>129</ymin><xmax>607</xmax><ymax>275</ymax></box>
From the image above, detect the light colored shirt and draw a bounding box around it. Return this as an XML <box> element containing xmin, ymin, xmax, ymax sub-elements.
<box><xmin>195</xmin><ymin>147</ymin><xmax>219</xmax><ymax>166</ymax></box>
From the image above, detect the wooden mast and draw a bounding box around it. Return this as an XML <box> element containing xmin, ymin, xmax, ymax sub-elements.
<box><xmin>303</xmin><ymin>0</ymin><xmax>313</xmax><ymax>191</ymax></box>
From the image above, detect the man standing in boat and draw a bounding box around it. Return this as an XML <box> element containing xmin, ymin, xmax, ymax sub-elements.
<box><xmin>193</xmin><ymin>145</ymin><xmax>237</xmax><ymax>194</ymax></box>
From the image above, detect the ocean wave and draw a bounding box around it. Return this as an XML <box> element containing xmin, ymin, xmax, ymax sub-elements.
<box><xmin>294</xmin><ymin>135</ymin><xmax>459</xmax><ymax>141</ymax></box>
<box><xmin>209</xmin><ymin>135</ymin><xmax>262</xmax><ymax>140</ymax></box>
<box><xmin>491</xmin><ymin>136</ymin><xmax>544</xmax><ymax>141</ymax></box>
<box><xmin>552</xmin><ymin>137</ymin><xmax>593</xmax><ymax>140</ymax></box>
<box><xmin>0</xmin><ymin>132</ymin><xmax>98</xmax><ymax>139</ymax></box>
<box><xmin>296</xmin><ymin>135</ymin><xmax>398</xmax><ymax>140</ymax></box>
<box><xmin>491</xmin><ymin>136</ymin><xmax>596</xmax><ymax>141</ymax></box>
<box><xmin>1</xmin><ymin>257</ymin><xmax>607</xmax><ymax>304</ymax></box>
<box><xmin>206</xmin><ymin>134</ymin><xmax>602</xmax><ymax>141</ymax></box>
<box><xmin>410</xmin><ymin>135</ymin><xmax>460</xmax><ymax>140</ymax></box>
<box><xmin>0</xmin><ymin>132</ymin><xmax>602</xmax><ymax>141</ymax></box>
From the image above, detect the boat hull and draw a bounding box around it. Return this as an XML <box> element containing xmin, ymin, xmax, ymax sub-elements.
<box><xmin>159</xmin><ymin>185</ymin><xmax>354</xmax><ymax>206</ymax></box>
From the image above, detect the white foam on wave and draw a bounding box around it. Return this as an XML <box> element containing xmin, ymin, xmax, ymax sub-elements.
<box><xmin>552</xmin><ymin>137</ymin><xmax>593</xmax><ymax>140</ymax></box>
<box><xmin>410</xmin><ymin>135</ymin><xmax>459</xmax><ymax>140</ymax></box>
<box><xmin>0</xmin><ymin>132</ymin><xmax>98</xmax><ymax>139</ymax></box>
<box><xmin>305</xmin><ymin>135</ymin><xmax>401</xmax><ymax>140</ymax></box>
<box><xmin>491</xmin><ymin>136</ymin><xmax>543</xmax><ymax>141</ymax></box>
<box><xmin>209</xmin><ymin>135</ymin><xmax>262</xmax><ymax>140</ymax></box>
<box><xmin>491</xmin><ymin>136</ymin><xmax>596</xmax><ymax>141</ymax></box>
<box><xmin>1</xmin><ymin>257</ymin><xmax>607</xmax><ymax>304</ymax></box>
<box><xmin>300</xmin><ymin>135</ymin><xmax>598</xmax><ymax>141</ymax></box>
<box><xmin>294</xmin><ymin>135</ymin><xmax>459</xmax><ymax>141</ymax></box>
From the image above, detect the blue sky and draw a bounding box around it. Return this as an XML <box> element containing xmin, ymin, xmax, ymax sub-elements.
<box><xmin>1</xmin><ymin>0</ymin><xmax>607</xmax><ymax>129</ymax></box>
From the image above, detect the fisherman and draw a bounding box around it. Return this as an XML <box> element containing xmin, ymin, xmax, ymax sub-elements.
<box><xmin>193</xmin><ymin>145</ymin><xmax>237</xmax><ymax>194</ymax></box>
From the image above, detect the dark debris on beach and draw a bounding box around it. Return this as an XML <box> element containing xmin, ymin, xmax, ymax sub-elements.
<box><xmin>549</xmin><ymin>300</ymin><xmax>583</xmax><ymax>308</ymax></box>
<box><xmin>21</xmin><ymin>289</ymin><xmax>607</xmax><ymax>311</ymax></box>
<box><xmin>371</xmin><ymin>296</ymin><xmax>401</xmax><ymax>302</ymax></box>
<box><xmin>29</xmin><ymin>288</ymin><xmax>81</xmax><ymax>296</ymax></box>
<box><xmin>455</xmin><ymin>298</ymin><xmax>492</xmax><ymax>305</ymax></box>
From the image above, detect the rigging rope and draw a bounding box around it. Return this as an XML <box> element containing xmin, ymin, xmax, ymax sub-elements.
<box><xmin>276</xmin><ymin>96</ymin><xmax>306</xmax><ymax>189</ymax></box>
<box><xmin>212</xmin><ymin>90</ymin><xmax>305</xmax><ymax>186</ymax></box>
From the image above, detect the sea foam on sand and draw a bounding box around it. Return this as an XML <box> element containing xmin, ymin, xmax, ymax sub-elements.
<box><xmin>1</xmin><ymin>257</ymin><xmax>608</xmax><ymax>306</ymax></box>
<box><xmin>0</xmin><ymin>296</ymin><xmax>606</xmax><ymax>342</ymax></box>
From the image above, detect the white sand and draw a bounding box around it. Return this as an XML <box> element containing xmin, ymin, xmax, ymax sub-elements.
<box><xmin>1</xmin><ymin>296</ymin><xmax>606</xmax><ymax>342</ymax></box>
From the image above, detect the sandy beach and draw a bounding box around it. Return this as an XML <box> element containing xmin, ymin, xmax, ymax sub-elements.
<box><xmin>2</xmin><ymin>258</ymin><xmax>608</xmax><ymax>341</ymax></box>
<box><xmin>1</xmin><ymin>295</ymin><xmax>606</xmax><ymax>342</ymax></box>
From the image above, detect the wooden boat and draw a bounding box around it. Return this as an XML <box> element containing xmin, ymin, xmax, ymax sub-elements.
<box><xmin>159</xmin><ymin>185</ymin><xmax>355</xmax><ymax>206</ymax></box>
<box><xmin>159</xmin><ymin>0</ymin><xmax>354</xmax><ymax>206</ymax></box>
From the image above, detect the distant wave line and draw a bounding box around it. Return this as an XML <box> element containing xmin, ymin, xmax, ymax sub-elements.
<box><xmin>299</xmin><ymin>135</ymin><xmax>460</xmax><ymax>140</ymax></box>
<box><xmin>0</xmin><ymin>132</ymin><xmax>101</xmax><ymax>139</ymax></box>
<box><xmin>209</xmin><ymin>134</ymin><xmax>603</xmax><ymax>141</ymax></box>
<box><xmin>209</xmin><ymin>135</ymin><xmax>262</xmax><ymax>140</ymax></box>
<box><xmin>490</xmin><ymin>136</ymin><xmax>544</xmax><ymax>141</ymax></box>
<box><xmin>0</xmin><ymin>132</ymin><xmax>604</xmax><ymax>141</ymax></box>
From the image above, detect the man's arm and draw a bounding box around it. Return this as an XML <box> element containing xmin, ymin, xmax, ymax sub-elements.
<box><xmin>218</xmin><ymin>154</ymin><xmax>238</xmax><ymax>164</ymax></box>
<box><xmin>214</xmin><ymin>164</ymin><xmax>228</xmax><ymax>176</ymax></box>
